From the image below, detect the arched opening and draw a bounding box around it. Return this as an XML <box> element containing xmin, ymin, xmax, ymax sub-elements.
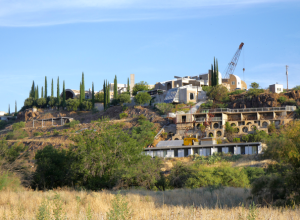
<box><xmin>66</xmin><ymin>91</ymin><xmax>75</xmax><ymax>100</ymax></box>
<box><xmin>235</xmin><ymin>128</ymin><xmax>240</xmax><ymax>133</ymax></box>
<box><xmin>251</xmin><ymin>125</ymin><xmax>257</xmax><ymax>131</ymax></box>
<box><xmin>247</xmin><ymin>122</ymin><xmax>252</xmax><ymax>125</ymax></box>
<box><xmin>217</xmin><ymin>131</ymin><xmax>222</xmax><ymax>137</ymax></box>
<box><xmin>242</xmin><ymin>127</ymin><xmax>248</xmax><ymax>133</ymax></box>
<box><xmin>262</xmin><ymin>121</ymin><xmax>268</xmax><ymax>128</ymax></box>
<box><xmin>231</xmin><ymin>123</ymin><xmax>236</xmax><ymax>127</ymax></box>
<box><xmin>175</xmin><ymin>138</ymin><xmax>179</xmax><ymax>140</ymax></box>
<box><xmin>213</xmin><ymin>123</ymin><xmax>219</xmax><ymax>129</ymax></box>
<box><xmin>209</xmin><ymin>132</ymin><xmax>213</xmax><ymax>137</ymax></box>
<box><xmin>167</xmin><ymin>83</ymin><xmax>172</xmax><ymax>91</ymax></box>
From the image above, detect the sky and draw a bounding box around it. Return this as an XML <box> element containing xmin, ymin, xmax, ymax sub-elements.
<box><xmin>0</xmin><ymin>0</ymin><xmax>299</xmax><ymax>112</ymax></box>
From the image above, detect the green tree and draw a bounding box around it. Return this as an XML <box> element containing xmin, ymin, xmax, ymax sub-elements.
<box><xmin>37</xmin><ymin>98</ymin><xmax>47</xmax><ymax>108</ymax></box>
<box><xmin>207</xmin><ymin>84</ymin><xmax>228</xmax><ymax>101</ymax></box>
<box><xmin>15</xmin><ymin>101</ymin><xmax>17</xmax><ymax>114</ymax></box>
<box><xmin>134</xmin><ymin>92</ymin><xmax>152</xmax><ymax>105</ymax></box>
<box><xmin>66</xmin><ymin>99</ymin><xmax>80</xmax><ymax>111</ymax></box>
<box><xmin>127</xmin><ymin>77</ymin><xmax>130</xmax><ymax>96</ymax></box>
<box><xmin>95</xmin><ymin>92</ymin><xmax>104</xmax><ymax>103</ymax></box>
<box><xmin>81</xmin><ymin>72</ymin><xmax>85</xmax><ymax>100</ymax></box>
<box><xmin>92</xmin><ymin>82</ymin><xmax>95</xmax><ymax>108</ymax></box>
<box><xmin>51</xmin><ymin>79</ymin><xmax>54</xmax><ymax>97</ymax></box>
<box><xmin>118</xmin><ymin>93</ymin><xmax>131</xmax><ymax>104</ymax></box>
<box><xmin>44</xmin><ymin>76</ymin><xmax>47</xmax><ymax>98</ymax></box>
<box><xmin>79</xmin><ymin>82</ymin><xmax>83</xmax><ymax>108</ymax></box>
<box><xmin>155</xmin><ymin>103</ymin><xmax>174</xmax><ymax>115</ymax></box>
<box><xmin>41</xmin><ymin>86</ymin><xmax>43</xmax><ymax>98</ymax></box>
<box><xmin>132</xmin><ymin>81</ymin><xmax>148</xmax><ymax>96</ymax></box>
<box><xmin>30</xmin><ymin>81</ymin><xmax>35</xmax><ymax>98</ymax></box>
<box><xmin>24</xmin><ymin>97</ymin><xmax>35</xmax><ymax>107</ymax></box>
<box><xmin>114</xmin><ymin>75</ymin><xmax>118</xmax><ymax>100</ymax></box>
<box><xmin>103</xmin><ymin>80</ymin><xmax>106</xmax><ymax>109</ymax></box>
<box><xmin>250</xmin><ymin>82</ymin><xmax>259</xmax><ymax>89</ymax></box>
<box><xmin>215</xmin><ymin>59</ymin><xmax>219</xmax><ymax>85</ymax></box>
<box><xmin>48</xmin><ymin>97</ymin><xmax>57</xmax><ymax>107</ymax></box>
<box><xmin>57</xmin><ymin>77</ymin><xmax>60</xmax><ymax>108</ymax></box>
<box><xmin>107</xmin><ymin>81</ymin><xmax>110</xmax><ymax>108</ymax></box>
<box><xmin>62</xmin><ymin>80</ymin><xmax>66</xmax><ymax>108</ymax></box>
<box><xmin>35</xmin><ymin>86</ymin><xmax>38</xmax><ymax>100</ymax></box>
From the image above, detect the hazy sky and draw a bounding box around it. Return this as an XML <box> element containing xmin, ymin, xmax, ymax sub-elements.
<box><xmin>0</xmin><ymin>0</ymin><xmax>299</xmax><ymax>112</ymax></box>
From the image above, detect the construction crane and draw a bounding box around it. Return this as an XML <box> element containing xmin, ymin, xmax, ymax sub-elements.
<box><xmin>223</xmin><ymin>42</ymin><xmax>244</xmax><ymax>82</ymax></box>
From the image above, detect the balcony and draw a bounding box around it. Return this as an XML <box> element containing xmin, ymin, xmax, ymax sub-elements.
<box><xmin>195</xmin><ymin>118</ymin><xmax>206</xmax><ymax>122</ymax></box>
<box><xmin>198</xmin><ymin>106</ymin><xmax>296</xmax><ymax>114</ymax></box>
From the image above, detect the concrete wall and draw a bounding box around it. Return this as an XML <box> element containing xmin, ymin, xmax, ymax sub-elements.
<box><xmin>94</xmin><ymin>103</ymin><xmax>104</xmax><ymax>111</ymax></box>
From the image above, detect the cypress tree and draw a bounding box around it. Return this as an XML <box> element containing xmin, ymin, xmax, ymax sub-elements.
<box><xmin>92</xmin><ymin>82</ymin><xmax>95</xmax><ymax>108</ymax></box>
<box><xmin>57</xmin><ymin>77</ymin><xmax>60</xmax><ymax>108</ymax></box>
<box><xmin>63</xmin><ymin>81</ymin><xmax>66</xmax><ymax>108</ymax></box>
<box><xmin>15</xmin><ymin>101</ymin><xmax>17</xmax><ymax>114</ymax></box>
<box><xmin>36</xmin><ymin>85</ymin><xmax>39</xmax><ymax>99</ymax></box>
<box><xmin>45</xmin><ymin>76</ymin><xmax>48</xmax><ymax>98</ymax></box>
<box><xmin>216</xmin><ymin>59</ymin><xmax>219</xmax><ymax>85</ymax></box>
<box><xmin>213</xmin><ymin>57</ymin><xmax>216</xmax><ymax>86</ymax></box>
<box><xmin>107</xmin><ymin>81</ymin><xmax>110</xmax><ymax>107</ymax></box>
<box><xmin>80</xmin><ymin>82</ymin><xmax>83</xmax><ymax>104</ymax></box>
<box><xmin>51</xmin><ymin>79</ymin><xmax>54</xmax><ymax>97</ymax></box>
<box><xmin>210</xmin><ymin>64</ymin><xmax>214</xmax><ymax>86</ymax></box>
<box><xmin>82</xmin><ymin>72</ymin><xmax>85</xmax><ymax>99</ymax></box>
<box><xmin>8</xmin><ymin>104</ymin><xmax>10</xmax><ymax>114</ymax></box>
<box><xmin>35</xmin><ymin>86</ymin><xmax>38</xmax><ymax>100</ymax></box>
<box><xmin>103</xmin><ymin>80</ymin><xmax>106</xmax><ymax>109</ymax></box>
<box><xmin>41</xmin><ymin>86</ymin><xmax>44</xmax><ymax>98</ymax></box>
<box><xmin>30</xmin><ymin>81</ymin><xmax>35</xmax><ymax>98</ymax></box>
<box><xmin>114</xmin><ymin>75</ymin><xmax>117</xmax><ymax>99</ymax></box>
<box><xmin>127</xmin><ymin>77</ymin><xmax>130</xmax><ymax>95</ymax></box>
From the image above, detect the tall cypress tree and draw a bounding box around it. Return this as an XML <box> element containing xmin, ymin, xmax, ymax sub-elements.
<box><xmin>45</xmin><ymin>76</ymin><xmax>48</xmax><ymax>98</ymax></box>
<box><xmin>30</xmin><ymin>81</ymin><xmax>35</xmax><ymax>98</ymax></box>
<box><xmin>92</xmin><ymin>82</ymin><xmax>95</xmax><ymax>108</ymax></box>
<box><xmin>103</xmin><ymin>80</ymin><xmax>106</xmax><ymax>109</ymax></box>
<box><xmin>216</xmin><ymin>59</ymin><xmax>219</xmax><ymax>85</ymax></box>
<box><xmin>15</xmin><ymin>101</ymin><xmax>17</xmax><ymax>114</ymax></box>
<box><xmin>114</xmin><ymin>75</ymin><xmax>117</xmax><ymax>99</ymax></box>
<box><xmin>8</xmin><ymin>104</ymin><xmax>10</xmax><ymax>114</ymax></box>
<box><xmin>35</xmin><ymin>86</ymin><xmax>38</xmax><ymax>100</ymax></box>
<box><xmin>82</xmin><ymin>72</ymin><xmax>85</xmax><ymax>99</ymax></box>
<box><xmin>57</xmin><ymin>77</ymin><xmax>60</xmax><ymax>108</ymax></box>
<box><xmin>80</xmin><ymin>82</ymin><xmax>83</xmax><ymax>104</ymax></box>
<box><xmin>127</xmin><ymin>77</ymin><xmax>130</xmax><ymax>95</ymax></box>
<box><xmin>210</xmin><ymin>64</ymin><xmax>214</xmax><ymax>86</ymax></box>
<box><xmin>51</xmin><ymin>79</ymin><xmax>54</xmax><ymax>97</ymax></box>
<box><xmin>41</xmin><ymin>86</ymin><xmax>44</xmax><ymax>98</ymax></box>
<box><xmin>62</xmin><ymin>80</ymin><xmax>66</xmax><ymax>108</ymax></box>
<box><xmin>107</xmin><ymin>81</ymin><xmax>110</xmax><ymax>106</ymax></box>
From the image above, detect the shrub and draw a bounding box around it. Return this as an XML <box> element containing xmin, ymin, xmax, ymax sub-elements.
<box><xmin>138</xmin><ymin>114</ymin><xmax>147</xmax><ymax>120</ymax></box>
<box><xmin>36</xmin><ymin>98</ymin><xmax>47</xmax><ymax>108</ymax></box>
<box><xmin>65</xmin><ymin>120</ymin><xmax>80</xmax><ymax>128</ymax></box>
<box><xmin>81</xmin><ymin>100</ymin><xmax>92</xmax><ymax>110</ymax></box>
<box><xmin>119</xmin><ymin>113</ymin><xmax>128</xmax><ymax>119</ymax></box>
<box><xmin>155</xmin><ymin>103</ymin><xmax>174</xmax><ymax>115</ymax></box>
<box><xmin>33</xmin><ymin>132</ymin><xmax>43</xmax><ymax>137</ymax></box>
<box><xmin>215</xmin><ymin>103</ymin><xmax>228</xmax><ymax>108</ymax></box>
<box><xmin>48</xmin><ymin>97</ymin><xmax>57</xmax><ymax>107</ymax></box>
<box><xmin>66</xmin><ymin>99</ymin><xmax>80</xmax><ymax>111</ymax></box>
<box><xmin>207</xmin><ymin>85</ymin><xmax>228</xmax><ymax>102</ymax></box>
<box><xmin>53</xmin><ymin>129</ymin><xmax>60</xmax><ymax>136</ymax></box>
<box><xmin>228</xmin><ymin>90</ymin><xmax>245</xmax><ymax>96</ymax></box>
<box><xmin>24</xmin><ymin>97</ymin><xmax>35</xmax><ymax>107</ymax></box>
<box><xmin>245</xmin><ymin>89</ymin><xmax>264</xmax><ymax>97</ymax></box>
<box><xmin>118</xmin><ymin>93</ymin><xmax>131</xmax><ymax>104</ymax></box>
<box><xmin>12</xmin><ymin>122</ymin><xmax>26</xmax><ymax>130</ymax></box>
<box><xmin>293</xmin><ymin>85</ymin><xmax>300</xmax><ymax>91</ymax></box>
<box><xmin>0</xmin><ymin>172</ymin><xmax>21</xmax><ymax>191</ymax></box>
<box><xmin>242</xmin><ymin>135</ymin><xmax>249</xmax><ymax>142</ymax></box>
<box><xmin>134</xmin><ymin>92</ymin><xmax>152</xmax><ymax>105</ymax></box>
<box><xmin>122</xmin><ymin>105</ymin><xmax>128</xmax><ymax>111</ymax></box>
<box><xmin>250</xmin><ymin>82</ymin><xmax>259</xmax><ymax>89</ymax></box>
<box><xmin>233</xmin><ymin>138</ymin><xmax>240</xmax><ymax>142</ymax></box>
<box><xmin>95</xmin><ymin>92</ymin><xmax>104</xmax><ymax>103</ymax></box>
<box><xmin>201</xmin><ymin>100</ymin><xmax>213</xmax><ymax>109</ymax></box>
<box><xmin>243</xmin><ymin>167</ymin><xmax>265</xmax><ymax>184</ymax></box>
<box><xmin>161</xmin><ymin>132</ymin><xmax>168</xmax><ymax>139</ymax></box>
<box><xmin>277</xmin><ymin>96</ymin><xmax>287</xmax><ymax>104</ymax></box>
<box><xmin>132</xmin><ymin>81</ymin><xmax>149</xmax><ymax>96</ymax></box>
<box><xmin>202</xmin><ymin>86</ymin><xmax>212</xmax><ymax>93</ymax></box>
<box><xmin>6</xmin><ymin>130</ymin><xmax>28</xmax><ymax>140</ymax></box>
<box><xmin>106</xmin><ymin>192</ymin><xmax>132</xmax><ymax>220</ymax></box>
<box><xmin>0</xmin><ymin>121</ymin><xmax>8</xmax><ymax>130</ymax></box>
<box><xmin>286</xmin><ymin>99</ymin><xmax>296</xmax><ymax>105</ymax></box>
<box><xmin>268</xmin><ymin>123</ymin><xmax>276</xmax><ymax>133</ymax></box>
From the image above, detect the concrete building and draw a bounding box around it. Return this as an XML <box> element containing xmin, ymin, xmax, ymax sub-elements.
<box><xmin>223</xmin><ymin>74</ymin><xmax>247</xmax><ymax>91</ymax></box>
<box><xmin>269</xmin><ymin>83</ymin><xmax>284</xmax><ymax>94</ymax></box>
<box><xmin>171</xmin><ymin>105</ymin><xmax>296</xmax><ymax>140</ymax></box>
<box><xmin>144</xmin><ymin>140</ymin><xmax>263</xmax><ymax>158</ymax></box>
<box><xmin>0</xmin><ymin>111</ymin><xmax>6</xmax><ymax>116</ymax></box>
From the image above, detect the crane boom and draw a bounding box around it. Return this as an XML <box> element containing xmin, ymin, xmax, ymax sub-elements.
<box><xmin>223</xmin><ymin>42</ymin><xmax>244</xmax><ymax>81</ymax></box>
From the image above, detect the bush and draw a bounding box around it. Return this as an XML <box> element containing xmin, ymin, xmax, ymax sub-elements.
<box><xmin>6</xmin><ymin>130</ymin><xmax>28</xmax><ymax>140</ymax></box>
<box><xmin>24</xmin><ymin>97</ymin><xmax>35</xmax><ymax>107</ymax></box>
<box><xmin>228</xmin><ymin>90</ymin><xmax>245</xmax><ymax>96</ymax></box>
<box><xmin>277</xmin><ymin>96</ymin><xmax>287</xmax><ymax>104</ymax></box>
<box><xmin>81</xmin><ymin>100</ymin><xmax>92</xmax><ymax>110</ymax></box>
<box><xmin>0</xmin><ymin>171</ymin><xmax>21</xmax><ymax>191</ymax></box>
<box><xmin>95</xmin><ymin>92</ymin><xmax>104</xmax><ymax>103</ymax></box>
<box><xmin>36</xmin><ymin>98</ymin><xmax>47</xmax><ymax>108</ymax></box>
<box><xmin>293</xmin><ymin>85</ymin><xmax>300</xmax><ymax>91</ymax></box>
<box><xmin>122</xmin><ymin>105</ymin><xmax>128</xmax><ymax>111</ymax></box>
<box><xmin>245</xmin><ymin>89</ymin><xmax>264</xmax><ymax>97</ymax></box>
<box><xmin>202</xmin><ymin>86</ymin><xmax>212</xmax><ymax>93</ymax></box>
<box><xmin>155</xmin><ymin>103</ymin><xmax>174</xmax><ymax>115</ymax></box>
<box><xmin>243</xmin><ymin>167</ymin><xmax>265</xmax><ymax>184</ymax></box>
<box><xmin>201</xmin><ymin>100</ymin><xmax>213</xmax><ymax>109</ymax></box>
<box><xmin>138</xmin><ymin>114</ymin><xmax>147</xmax><ymax>120</ymax></box>
<box><xmin>250</xmin><ymin>82</ymin><xmax>259</xmax><ymax>89</ymax></box>
<box><xmin>53</xmin><ymin>129</ymin><xmax>60</xmax><ymax>136</ymax></box>
<box><xmin>66</xmin><ymin>99</ymin><xmax>80</xmax><ymax>111</ymax></box>
<box><xmin>12</xmin><ymin>122</ymin><xmax>26</xmax><ymax>131</ymax></box>
<box><xmin>233</xmin><ymin>138</ymin><xmax>240</xmax><ymax>142</ymax></box>
<box><xmin>119</xmin><ymin>113</ymin><xmax>128</xmax><ymax>119</ymax></box>
<box><xmin>286</xmin><ymin>99</ymin><xmax>296</xmax><ymax>105</ymax></box>
<box><xmin>118</xmin><ymin>93</ymin><xmax>131</xmax><ymax>104</ymax></box>
<box><xmin>134</xmin><ymin>92</ymin><xmax>152</xmax><ymax>105</ymax></box>
<box><xmin>268</xmin><ymin>123</ymin><xmax>276</xmax><ymax>133</ymax></box>
<box><xmin>34</xmin><ymin>132</ymin><xmax>43</xmax><ymax>136</ymax></box>
<box><xmin>106</xmin><ymin>192</ymin><xmax>132</xmax><ymax>220</ymax></box>
<box><xmin>207</xmin><ymin>85</ymin><xmax>228</xmax><ymax>102</ymax></box>
<box><xmin>0</xmin><ymin>121</ymin><xmax>8</xmax><ymax>130</ymax></box>
<box><xmin>48</xmin><ymin>97</ymin><xmax>57</xmax><ymax>107</ymax></box>
<box><xmin>65</xmin><ymin>120</ymin><xmax>80</xmax><ymax>128</ymax></box>
<box><xmin>132</xmin><ymin>81</ymin><xmax>149</xmax><ymax>96</ymax></box>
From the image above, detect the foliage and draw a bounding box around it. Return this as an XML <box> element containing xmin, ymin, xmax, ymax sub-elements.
<box><xmin>33</xmin><ymin>132</ymin><xmax>43</xmax><ymax>137</ymax></box>
<box><xmin>243</xmin><ymin>167</ymin><xmax>265</xmax><ymax>184</ymax></box>
<box><xmin>242</xmin><ymin>130</ymin><xmax>269</xmax><ymax>142</ymax></box>
<box><xmin>0</xmin><ymin>171</ymin><xmax>21</xmax><ymax>191</ymax></box>
<box><xmin>0</xmin><ymin>121</ymin><xmax>8</xmax><ymax>130</ymax></box>
<box><xmin>233</xmin><ymin>138</ymin><xmax>240</xmax><ymax>142</ymax></box>
<box><xmin>66</xmin><ymin>99</ymin><xmax>80</xmax><ymax>111</ymax></box>
<box><xmin>210</xmin><ymin>57</ymin><xmax>219</xmax><ymax>86</ymax></box>
<box><xmin>106</xmin><ymin>192</ymin><xmax>132</xmax><ymax>220</ymax></box>
<box><xmin>122</xmin><ymin>105</ymin><xmax>128</xmax><ymax>111</ymax></box>
<box><xmin>118</xmin><ymin>93</ymin><xmax>131</xmax><ymax>104</ymax></box>
<box><xmin>12</xmin><ymin>122</ymin><xmax>25</xmax><ymax>131</ymax></box>
<box><xmin>286</xmin><ymin>99</ymin><xmax>296</xmax><ymax>105</ymax></box>
<box><xmin>132</xmin><ymin>81</ymin><xmax>149</xmax><ymax>96</ymax></box>
<box><xmin>202</xmin><ymin>86</ymin><xmax>212</xmax><ymax>93</ymax></box>
<box><xmin>24</xmin><ymin>97</ymin><xmax>35</xmax><ymax>107</ymax></box>
<box><xmin>268</xmin><ymin>123</ymin><xmax>276</xmax><ymax>133</ymax></box>
<box><xmin>48</xmin><ymin>97</ymin><xmax>57</xmax><ymax>107</ymax></box>
<box><xmin>132</xmin><ymin>119</ymin><xmax>156</xmax><ymax>147</ymax></box>
<box><xmin>277</xmin><ymin>96</ymin><xmax>287</xmax><ymax>104</ymax></box>
<box><xmin>229</xmin><ymin>90</ymin><xmax>245</xmax><ymax>96</ymax></box>
<box><xmin>65</xmin><ymin>120</ymin><xmax>80</xmax><ymax>128</ymax></box>
<box><xmin>95</xmin><ymin>92</ymin><xmax>104</xmax><ymax>103</ymax></box>
<box><xmin>215</xmin><ymin>103</ymin><xmax>228</xmax><ymax>108</ymax></box>
<box><xmin>119</xmin><ymin>113</ymin><xmax>128</xmax><ymax>119</ymax></box>
<box><xmin>36</xmin><ymin>98</ymin><xmax>47</xmax><ymax>108</ymax></box>
<box><xmin>200</xmin><ymin>100</ymin><xmax>213</xmax><ymax>109</ymax></box>
<box><xmin>134</xmin><ymin>92</ymin><xmax>152</xmax><ymax>105</ymax></box>
<box><xmin>155</xmin><ymin>103</ymin><xmax>174</xmax><ymax>115</ymax></box>
<box><xmin>225</xmin><ymin>122</ymin><xmax>237</xmax><ymax>134</ymax></box>
<box><xmin>293</xmin><ymin>85</ymin><xmax>300</xmax><ymax>91</ymax></box>
<box><xmin>250</xmin><ymin>82</ymin><xmax>259</xmax><ymax>89</ymax></box>
<box><xmin>6</xmin><ymin>130</ymin><xmax>28</xmax><ymax>140</ymax></box>
<box><xmin>207</xmin><ymin>85</ymin><xmax>228</xmax><ymax>101</ymax></box>
<box><xmin>53</xmin><ymin>129</ymin><xmax>60</xmax><ymax>136</ymax></box>
<box><xmin>81</xmin><ymin>100</ymin><xmax>92</xmax><ymax>110</ymax></box>
<box><xmin>245</xmin><ymin>88</ymin><xmax>264</xmax><ymax>97</ymax></box>
<box><xmin>161</xmin><ymin>132</ymin><xmax>168</xmax><ymax>139</ymax></box>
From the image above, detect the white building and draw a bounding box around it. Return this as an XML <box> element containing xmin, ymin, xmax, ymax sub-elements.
<box><xmin>0</xmin><ymin>111</ymin><xmax>6</xmax><ymax>116</ymax></box>
<box><xmin>269</xmin><ymin>83</ymin><xmax>283</xmax><ymax>94</ymax></box>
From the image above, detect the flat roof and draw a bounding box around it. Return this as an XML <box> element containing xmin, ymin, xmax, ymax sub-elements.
<box><xmin>145</xmin><ymin>142</ymin><xmax>262</xmax><ymax>151</ymax></box>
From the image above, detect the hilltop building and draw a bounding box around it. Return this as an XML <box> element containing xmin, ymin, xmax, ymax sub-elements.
<box><xmin>269</xmin><ymin>83</ymin><xmax>284</xmax><ymax>94</ymax></box>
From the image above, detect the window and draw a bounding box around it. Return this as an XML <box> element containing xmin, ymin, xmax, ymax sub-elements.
<box><xmin>238</xmin><ymin>82</ymin><xmax>240</xmax><ymax>85</ymax></box>
<box><xmin>190</xmin><ymin>93</ymin><xmax>194</xmax><ymax>100</ymax></box>
<box><xmin>232</xmin><ymin>81</ymin><xmax>235</xmax><ymax>85</ymax></box>
<box><xmin>277</xmin><ymin>88</ymin><xmax>281</xmax><ymax>92</ymax></box>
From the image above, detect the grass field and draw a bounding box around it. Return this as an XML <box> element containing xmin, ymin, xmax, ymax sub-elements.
<box><xmin>0</xmin><ymin>187</ymin><xmax>299</xmax><ymax>219</ymax></box>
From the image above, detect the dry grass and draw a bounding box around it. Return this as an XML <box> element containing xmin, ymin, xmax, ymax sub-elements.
<box><xmin>0</xmin><ymin>188</ymin><xmax>299</xmax><ymax>219</ymax></box>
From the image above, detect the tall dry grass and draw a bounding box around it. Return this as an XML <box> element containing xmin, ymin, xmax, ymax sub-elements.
<box><xmin>0</xmin><ymin>187</ymin><xmax>299</xmax><ymax>219</ymax></box>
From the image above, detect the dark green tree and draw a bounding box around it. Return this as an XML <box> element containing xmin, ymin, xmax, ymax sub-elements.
<box><xmin>51</xmin><ymin>79</ymin><xmax>54</xmax><ymax>97</ymax></box>
<box><xmin>134</xmin><ymin>92</ymin><xmax>152</xmax><ymax>105</ymax></box>
<box><xmin>45</xmin><ymin>76</ymin><xmax>48</xmax><ymax>98</ymax></box>
<box><xmin>132</xmin><ymin>81</ymin><xmax>149</xmax><ymax>96</ymax></box>
<box><xmin>106</xmin><ymin>81</ymin><xmax>110</xmax><ymax>107</ymax></box>
<box><xmin>114</xmin><ymin>75</ymin><xmax>117</xmax><ymax>100</ymax></box>
<box><xmin>8</xmin><ymin>104</ymin><xmax>10</xmax><ymax>114</ymax></box>
<box><xmin>57</xmin><ymin>77</ymin><xmax>60</xmax><ymax>108</ymax></box>
<box><xmin>80</xmin><ymin>82</ymin><xmax>83</xmax><ymax>106</ymax></box>
<box><xmin>103</xmin><ymin>80</ymin><xmax>106</xmax><ymax>109</ymax></box>
<box><xmin>92</xmin><ymin>82</ymin><xmax>95</xmax><ymax>108</ymax></box>
<box><xmin>81</xmin><ymin>72</ymin><xmax>85</xmax><ymax>101</ymax></box>
<box><xmin>215</xmin><ymin>58</ymin><xmax>219</xmax><ymax>86</ymax></box>
<box><xmin>127</xmin><ymin>77</ymin><xmax>130</xmax><ymax>95</ymax></box>
<box><xmin>30</xmin><ymin>81</ymin><xmax>35</xmax><ymax>98</ymax></box>
<box><xmin>35</xmin><ymin>86</ymin><xmax>38</xmax><ymax>100</ymax></box>
<box><xmin>15</xmin><ymin>101</ymin><xmax>17</xmax><ymax>114</ymax></box>
<box><xmin>62</xmin><ymin>80</ymin><xmax>66</xmax><ymax>108</ymax></box>
<box><xmin>41</xmin><ymin>86</ymin><xmax>44</xmax><ymax>98</ymax></box>
<box><xmin>210</xmin><ymin>64</ymin><xmax>214</xmax><ymax>86</ymax></box>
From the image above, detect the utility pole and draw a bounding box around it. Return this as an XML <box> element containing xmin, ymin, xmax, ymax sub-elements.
<box><xmin>286</xmin><ymin>65</ymin><xmax>289</xmax><ymax>91</ymax></box>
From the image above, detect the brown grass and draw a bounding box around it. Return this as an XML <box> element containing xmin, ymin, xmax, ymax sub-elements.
<box><xmin>0</xmin><ymin>188</ymin><xmax>299</xmax><ymax>219</ymax></box>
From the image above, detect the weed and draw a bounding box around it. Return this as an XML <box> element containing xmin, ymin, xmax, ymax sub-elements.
<box><xmin>119</xmin><ymin>113</ymin><xmax>128</xmax><ymax>119</ymax></box>
<box><xmin>53</xmin><ymin>193</ymin><xmax>63</xmax><ymax>220</ymax></box>
<box><xmin>247</xmin><ymin>202</ymin><xmax>258</xmax><ymax>220</ymax></box>
<box><xmin>53</xmin><ymin>129</ymin><xmax>60</xmax><ymax>136</ymax></box>
<box><xmin>36</xmin><ymin>198</ymin><xmax>51</xmax><ymax>220</ymax></box>
<box><xmin>33</xmin><ymin>132</ymin><xmax>43</xmax><ymax>137</ymax></box>
<box><xmin>106</xmin><ymin>192</ymin><xmax>132</xmax><ymax>220</ymax></box>
<box><xmin>65</xmin><ymin>120</ymin><xmax>80</xmax><ymax>128</ymax></box>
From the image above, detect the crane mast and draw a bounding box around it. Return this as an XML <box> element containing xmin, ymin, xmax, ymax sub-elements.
<box><xmin>223</xmin><ymin>42</ymin><xmax>244</xmax><ymax>82</ymax></box>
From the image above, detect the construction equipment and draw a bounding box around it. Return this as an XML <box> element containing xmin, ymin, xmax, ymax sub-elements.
<box><xmin>223</xmin><ymin>42</ymin><xmax>244</xmax><ymax>81</ymax></box>
<box><xmin>183</xmin><ymin>137</ymin><xmax>199</xmax><ymax>146</ymax></box>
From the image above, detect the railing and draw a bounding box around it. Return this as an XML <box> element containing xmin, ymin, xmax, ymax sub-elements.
<box><xmin>195</xmin><ymin>118</ymin><xmax>206</xmax><ymax>122</ymax></box>
<box><xmin>211</xmin><ymin>117</ymin><xmax>222</xmax><ymax>121</ymax></box>
<box><xmin>198</xmin><ymin>106</ymin><xmax>296</xmax><ymax>114</ymax></box>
